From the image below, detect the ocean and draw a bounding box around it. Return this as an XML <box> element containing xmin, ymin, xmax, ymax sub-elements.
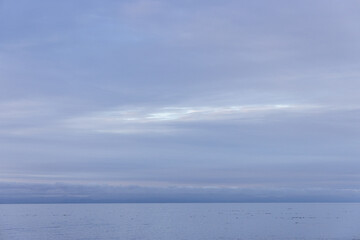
<box><xmin>0</xmin><ymin>203</ymin><xmax>359</xmax><ymax>240</ymax></box>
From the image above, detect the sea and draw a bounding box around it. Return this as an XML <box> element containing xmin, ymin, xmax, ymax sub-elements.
<box><xmin>0</xmin><ymin>203</ymin><xmax>359</xmax><ymax>240</ymax></box>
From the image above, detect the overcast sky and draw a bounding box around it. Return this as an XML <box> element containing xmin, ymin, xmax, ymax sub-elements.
<box><xmin>1</xmin><ymin>0</ymin><xmax>360</xmax><ymax>202</ymax></box>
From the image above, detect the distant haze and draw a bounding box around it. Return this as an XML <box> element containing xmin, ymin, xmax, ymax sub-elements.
<box><xmin>1</xmin><ymin>0</ymin><xmax>360</xmax><ymax>203</ymax></box>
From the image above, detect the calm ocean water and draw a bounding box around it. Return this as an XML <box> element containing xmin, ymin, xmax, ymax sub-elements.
<box><xmin>0</xmin><ymin>203</ymin><xmax>359</xmax><ymax>240</ymax></box>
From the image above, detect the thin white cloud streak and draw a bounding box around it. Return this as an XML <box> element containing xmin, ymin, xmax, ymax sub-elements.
<box><xmin>64</xmin><ymin>104</ymin><xmax>322</xmax><ymax>134</ymax></box>
<box><xmin>0</xmin><ymin>99</ymin><xmax>357</xmax><ymax>136</ymax></box>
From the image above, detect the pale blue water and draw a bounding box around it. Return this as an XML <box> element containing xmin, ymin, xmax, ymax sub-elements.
<box><xmin>0</xmin><ymin>203</ymin><xmax>359</xmax><ymax>240</ymax></box>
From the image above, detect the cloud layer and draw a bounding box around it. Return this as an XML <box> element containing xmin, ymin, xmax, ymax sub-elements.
<box><xmin>1</xmin><ymin>0</ymin><xmax>360</xmax><ymax>202</ymax></box>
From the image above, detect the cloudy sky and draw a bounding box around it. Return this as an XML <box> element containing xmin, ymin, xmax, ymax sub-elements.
<box><xmin>1</xmin><ymin>0</ymin><xmax>360</xmax><ymax>202</ymax></box>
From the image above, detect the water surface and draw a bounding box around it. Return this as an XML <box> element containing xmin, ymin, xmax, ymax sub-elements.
<box><xmin>0</xmin><ymin>203</ymin><xmax>359</xmax><ymax>240</ymax></box>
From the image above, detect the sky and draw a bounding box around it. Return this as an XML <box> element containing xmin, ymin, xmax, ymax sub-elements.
<box><xmin>1</xmin><ymin>0</ymin><xmax>360</xmax><ymax>203</ymax></box>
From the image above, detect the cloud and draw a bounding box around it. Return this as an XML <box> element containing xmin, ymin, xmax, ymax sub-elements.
<box><xmin>1</xmin><ymin>182</ymin><xmax>360</xmax><ymax>203</ymax></box>
<box><xmin>1</xmin><ymin>0</ymin><xmax>360</xmax><ymax>202</ymax></box>
<box><xmin>63</xmin><ymin>104</ymin><xmax>322</xmax><ymax>134</ymax></box>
